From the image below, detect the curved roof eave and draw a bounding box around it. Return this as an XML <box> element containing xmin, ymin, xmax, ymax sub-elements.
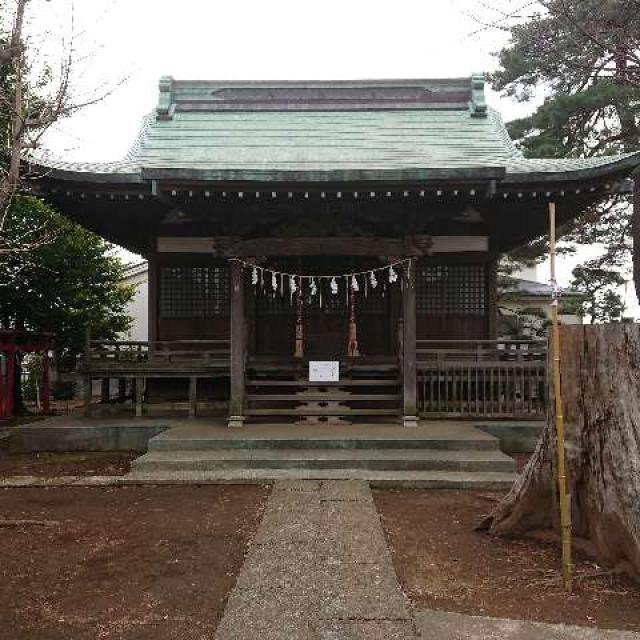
<box><xmin>503</xmin><ymin>152</ymin><xmax>640</xmax><ymax>184</ymax></box>
<box><xmin>32</xmin><ymin>153</ymin><xmax>640</xmax><ymax>188</ymax></box>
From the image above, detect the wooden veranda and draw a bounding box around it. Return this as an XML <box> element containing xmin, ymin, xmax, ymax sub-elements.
<box><xmin>81</xmin><ymin>337</ymin><xmax>547</xmax><ymax>420</ymax></box>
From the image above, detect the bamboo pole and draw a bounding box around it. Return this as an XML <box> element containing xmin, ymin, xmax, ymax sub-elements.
<box><xmin>549</xmin><ymin>201</ymin><xmax>573</xmax><ymax>592</ymax></box>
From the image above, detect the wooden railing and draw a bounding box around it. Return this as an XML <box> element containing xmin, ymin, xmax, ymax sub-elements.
<box><xmin>84</xmin><ymin>340</ymin><xmax>230</xmax><ymax>372</ymax></box>
<box><xmin>417</xmin><ymin>339</ymin><xmax>547</xmax><ymax>418</ymax></box>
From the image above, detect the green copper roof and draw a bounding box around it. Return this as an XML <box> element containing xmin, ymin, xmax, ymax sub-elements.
<box><xmin>36</xmin><ymin>75</ymin><xmax>640</xmax><ymax>183</ymax></box>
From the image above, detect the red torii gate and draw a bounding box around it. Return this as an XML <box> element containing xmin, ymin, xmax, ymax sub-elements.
<box><xmin>0</xmin><ymin>330</ymin><xmax>55</xmax><ymax>418</ymax></box>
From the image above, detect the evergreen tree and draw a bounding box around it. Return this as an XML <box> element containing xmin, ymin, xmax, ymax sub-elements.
<box><xmin>489</xmin><ymin>0</ymin><xmax>640</xmax><ymax>315</ymax></box>
<box><xmin>0</xmin><ymin>196</ymin><xmax>133</xmax><ymax>367</ymax></box>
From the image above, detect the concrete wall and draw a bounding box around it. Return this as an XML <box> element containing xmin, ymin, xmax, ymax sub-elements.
<box><xmin>9</xmin><ymin>424</ymin><xmax>169</xmax><ymax>452</ymax></box>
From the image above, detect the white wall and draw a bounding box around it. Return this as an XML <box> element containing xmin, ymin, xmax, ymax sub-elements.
<box><xmin>122</xmin><ymin>269</ymin><xmax>149</xmax><ymax>341</ymax></box>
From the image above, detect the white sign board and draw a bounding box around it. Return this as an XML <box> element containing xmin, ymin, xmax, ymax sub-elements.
<box><xmin>309</xmin><ymin>361</ymin><xmax>340</xmax><ymax>383</ymax></box>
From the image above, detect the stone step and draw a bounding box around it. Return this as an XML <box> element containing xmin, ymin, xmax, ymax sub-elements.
<box><xmin>124</xmin><ymin>468</ymin><xmax>517</xmax><ymax>490</ymax></box>
<box><xmin>131</xmin><ymin>448</ymin><xmax>516</xmax><ymax>473</ymax></box>
<box><xmin>148</xmin><ymin>434</ymin><xmax>502</xmax><ymax>452</ymax></box>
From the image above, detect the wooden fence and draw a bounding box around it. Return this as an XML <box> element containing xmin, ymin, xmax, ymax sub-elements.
<box><xmin>417</xmin><ymin>339</ymin><xmax>547</xmax><ymax>418</ymax></box>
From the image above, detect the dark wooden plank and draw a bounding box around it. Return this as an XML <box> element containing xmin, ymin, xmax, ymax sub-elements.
<box><xmin>246</xmin><ymin>379</ymin><xmax>400</xmax><ymax>387</ymax></box>
<box><xmin>245</xmin><ymin>408</ymin><xmax>398</xmax><ymax>416</ymax></box>
<box><xmin>245</xmin><ymin>394</ymin><xmax>401</xmax><ymax>401</ymax></box>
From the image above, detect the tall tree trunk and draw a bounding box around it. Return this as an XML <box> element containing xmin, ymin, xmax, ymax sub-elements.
<box><xmin>0</xmin><ymin>0</ymin><xmax>27</xmax><ymax>226</ymax></box>
<box><xmin>633</xmin><ymin>169</ymin><xmax>640</xmax><ymax>306</ymax></box>
<box><xmin>481</xmin><ymin>324</ymin><xmax>640</xmax><ymax>578</ymax></box>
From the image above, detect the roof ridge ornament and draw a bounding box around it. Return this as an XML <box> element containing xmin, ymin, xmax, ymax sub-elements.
<box><xmin>470</xmin><ymin>72</ymin><xmax>487</xmax><ymax>118</ymax></box>
<box><xmin>157</xmin><ymin>75</ymin><xmax>175</xmax><ymax>120</ymax></box>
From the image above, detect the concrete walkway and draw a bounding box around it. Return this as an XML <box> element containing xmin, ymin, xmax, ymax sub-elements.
<box><xmin>214</xmin><ymin>480</ymin><xmax>640</xmax><ymax>640</ymax></box>
<box><xmin>214</xmin><ymin>479</ymin><xmax>416</xmax><ymax>639</ymax></box>
<box><xmin>414</xmin><ymin>610</ymin><xmax>640</xmax><ymax>639</ymax></box>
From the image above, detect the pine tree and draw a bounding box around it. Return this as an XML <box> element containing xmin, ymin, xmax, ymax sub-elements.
<box><xmin>489</xmin><ymin>0</ymin><xmax>640</xmax><ymax>313</ymax></box>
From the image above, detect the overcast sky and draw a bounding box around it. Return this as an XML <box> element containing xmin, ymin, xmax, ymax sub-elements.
<box><xmin>25</xmin><ymin>0</ymin><xmax>638</xmax><ymax>314</ymax></box>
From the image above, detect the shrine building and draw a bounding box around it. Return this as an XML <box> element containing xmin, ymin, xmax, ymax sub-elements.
<box><xmin>34</xmin><ymin>75</ymin><xmax>640</xmax><ymax>426</ymax></box>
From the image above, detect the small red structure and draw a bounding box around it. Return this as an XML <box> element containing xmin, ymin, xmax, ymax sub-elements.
<box><xmin>0</xmin><ymin>329</ymin><xmax>55</xmax><ymax>418</ymax></box>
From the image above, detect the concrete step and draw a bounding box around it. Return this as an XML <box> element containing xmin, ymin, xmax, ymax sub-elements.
<box><xmin>124</xmin><ymin>468</ymin><xmax>517</xmax><ymax>490</ymax></box>
<box><xmin>131</xmin><ymin>448</ymin><xmax>516</xmax><ymax>473</ymax></box>
<box><xmin>148</xmin><ymin>434</ymin><xmax>502</xmax><ymax>452</ymax></box>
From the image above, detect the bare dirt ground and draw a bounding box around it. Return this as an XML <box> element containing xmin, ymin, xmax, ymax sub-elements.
<box><xmin>0</xmin><ymin>451</ymin><xmax>138</xmax><ymax>477</ymax></box>
<box><xmin>0</xmin><ymin>485</ymin><xmax>270</xmax><ymax>640</ymax></box>
<box><xmin>374</xmin><ymin>489</ymin><xmax>640</xmax><ymax>632</ymax></box>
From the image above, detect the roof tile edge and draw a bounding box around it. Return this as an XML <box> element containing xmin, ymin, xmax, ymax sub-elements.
<box><xmin>156</xmin><ymin>75</ymin><xmax>174</xmax><ymax>120</ymax></box>
<box><xmin>470</xmin><ymin>72</ymin><xmax>487</xmax><ymax>118</ymax></box>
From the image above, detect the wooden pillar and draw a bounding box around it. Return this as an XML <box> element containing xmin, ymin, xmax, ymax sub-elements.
<box><xmin>486</xmin><ymin>256</ymin><xmax>498</xmax><ymax>339</ymax></box>
<box><xmin>188</xmin><ymin>376</ymin><xmax>197</xmax><ymax>419</ymax></box>
<box><xmin>83</xmin><ymin>326</ymin><xmax>92</xmax><ymax>417</ymax></box>
<box><xmin>228</xmin><ymin>261</ymin><xmax>246</xmax><ymax>427</ymax></box>
<box><xmin>101</xmin><ymin>378</ymin><xmax>110</xmax><ymax>404</ymax></box>
<box><xmin>6</xmin><ymin>352</ymin><xmax>15</xmax><ymax>418</ymax></box>
<box><xmin>0</xmin><ymin>355</ymin><xmax>5</xmax><ymax>418</ymax></box>
<box><xmin>402</xmin><ymin>260</ymin><xmax>418</xmax><ymax>427</ymax></box>
<box><xmin>148</xmin><ymin>251</ymin><xmax>159</xmax><ymax>342</ymax></box>
<box><xmin>135</xmin><ymin>377</ymin><xmax>144</xmax><ymax>418</ymax></box>
<box><xmin>41</xmin><ymin>352</ymin><xmax>50</xmax><ymax>414</ymax></box>
<box><xmin>83</xmin><ymin>376</ymin><xmax>92</xmax><ymax>417</ymax></box>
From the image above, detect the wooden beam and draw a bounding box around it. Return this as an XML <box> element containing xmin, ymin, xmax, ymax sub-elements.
<box><xmin>402</xmin><ymin>260</ymin><xmax>418</xmax><ymax>427</ymax></box>
<box><xmin>228</xmin><ymin>261</ymin><xmax>246</xmax><ymax>427</ymax></box>
<box><xmin>155</xmin><ymin>235</ymin><xmax>490</xmax><ymax>257</ymax></box>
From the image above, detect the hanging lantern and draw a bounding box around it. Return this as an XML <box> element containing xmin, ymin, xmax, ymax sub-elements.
<box><xmin>330</xmin><ymin>277</ymin><xmax>338</xmax><ymax>295</ymax></box>
<box><xmin>251</xmin><ymin>266</ymin><xmax>258</xmax><ymax>286</ymax></box>
<box><xmin>351</xmin><ymin>274</ymin><xmax>359</xmax><ymax>292</ymax></box>
<box><xmin>370</xmin><ymin>271</ymin><xmax>378</xmax><ymax>289</ymax></box>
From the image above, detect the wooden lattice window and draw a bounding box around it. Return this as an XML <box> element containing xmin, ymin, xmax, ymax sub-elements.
<box><xmin>416</xmin><ymin>263</ymin><xmax>486</xmax><ymax>315</ymax></box>
<box><xmin>356</xmin><ymin>283</ymin><xmax>388</xmax><ymax>315</ymax></box>
<box><xmin>159</xmin><ymin>266</ymin><xmax>229</xmax><ymax>318</ymax></box>
<box><xmin>255</xmin><ymin>288</ymin><xmax>294</xmax><ymax>316</ymax></box>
